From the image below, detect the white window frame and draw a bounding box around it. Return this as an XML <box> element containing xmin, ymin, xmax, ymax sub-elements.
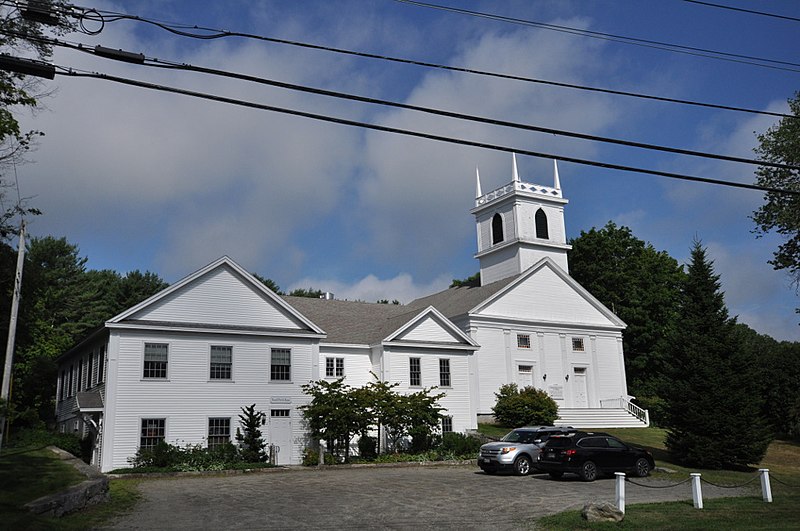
<box><xmin>409</xmin><ymin>357</ymin><xmax>421</xmax><ymax>387</ymax></box>
<box><xmin>210</xmin><ymin>345</ymin><xmax>233</xmax><ymax>381</ymax></box>
<box><xmin>442</xmin><ymin>416</ymin><xmax>453</xmax><ymax>433</ymax></box>
<box><xmin>517</xmin><ymin>334</ymin><xmax>531</xmax><ymax>349</ymax></box>
<box><xmin>571</xmin><ymin>337</ymin><xmax>585</xmax><ymax>352</ymax></box>
<box><xmin>439</xmin><ymin>358</ymin><xmax>451</xmax><ymax>387</ymax></box>
<box><xmin>143</xmin><ymin>343</ymin><xmax>169</xmax><ymax>379</ymax></box>
<box><xmin>325</xmin><ymin>357</ymin><xmax>344</xmax><ymax>378</ymax></box>
<box><xmin>270</xmin><ymin>348</ymin><xmax>292</xmax><ymax>382</ymax></box>
<box><xmin>208</xmin><ymin>417</ymin><xmax>231</xmax><ymax>448</ymax></box>
<box><xmin>140</xmin><ymin>418</ymin><xmax>166</xmax><ymax>450</ymax></box>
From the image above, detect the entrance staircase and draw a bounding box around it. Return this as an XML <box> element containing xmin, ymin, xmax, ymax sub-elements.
<box><xmin>556</xmin><ymin>397</ymin><xmax>649</xmax><ymax>428</ymax></box>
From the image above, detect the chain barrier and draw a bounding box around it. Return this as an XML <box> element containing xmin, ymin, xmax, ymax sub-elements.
<box><xmin>770</xmin><ymin>474</ymin><xmax>800</xmax><ymax>488</ymax></box>
<box><xmin>625</xmin><ymin>476</ymin><xmax>692</xmax><ymax>488</ymax></box>
<box><xmin>699</xmin><ymin>475</ymin><xmax>759</xmax><ymax>489</ymax></box>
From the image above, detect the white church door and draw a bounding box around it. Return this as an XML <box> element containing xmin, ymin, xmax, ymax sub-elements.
<box><xmin>269</xmin><ymin>409</ymin><xmax>293</xmax><ymax>465</ymax></box>
<box><xmin>516</xmin><ymin>364</ymin><xmax>534</xmax><ymax>388</ymax></box>
<box><xmin>573</xmin><ymin>367</ymin><xmax>588</xmax><ymax>408</ymax></box>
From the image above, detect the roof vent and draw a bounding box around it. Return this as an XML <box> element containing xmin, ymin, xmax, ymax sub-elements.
<box><xmin>320</xmin><ymin>292</ymin><xmax>335</xmax><ymax>300</ymax></box>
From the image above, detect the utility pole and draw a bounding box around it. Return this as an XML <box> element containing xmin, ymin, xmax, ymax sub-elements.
<box><xmin>0</xmin><ymin>220</ymin><xmax>26</xmax><ymax>452</ymax></box>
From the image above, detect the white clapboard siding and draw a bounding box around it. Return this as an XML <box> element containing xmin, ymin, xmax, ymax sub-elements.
<box><xmin>478</xmin><ymin>266</ymin><xmax>614</xmax><ymax>326</ymax></box>
<box><xmin>318</xmin><ymin>347</ymin><xmax>374</xmax><ymax>389</ymax></box>
<box><xmin>395</xmin><ymin>315</ymin><xmax>464</xmax><ymax>344</ymax></box>
<box><xmin>130</xmin><ymin>265</ymin><xmax>304</xmax><ymax>330</ymax></box>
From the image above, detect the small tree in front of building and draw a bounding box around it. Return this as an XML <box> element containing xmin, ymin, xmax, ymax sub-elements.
<box><xmin>236</xmin><ymin>404</ymin><xmax>267</xmax><ymax>462</ymax></box>
<box><xmin>492</xmin><ymin>384</ymin><xmax>558</xmax><ymax>427</ymax></box>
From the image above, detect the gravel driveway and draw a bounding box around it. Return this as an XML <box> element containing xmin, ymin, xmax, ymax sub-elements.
<box><xmin>105</xmin><ymin>464</ymin><xmax>753</xmax><ymax>530</ymax></box>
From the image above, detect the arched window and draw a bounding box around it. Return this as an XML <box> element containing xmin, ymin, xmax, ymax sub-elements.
<box><xmin>535</xmin><ymin>208</ymin><xmax>549</xmax><ymax>239</ymax></box>
<box><xmin>492</xmin><ymin>213</ymin><xmax>504</xmax><ymax>244</ymax></box>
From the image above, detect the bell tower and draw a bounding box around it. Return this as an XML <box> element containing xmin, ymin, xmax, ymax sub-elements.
<box><xmin>472</xmin><ymin>155</ymin><xmax>571</xmax><ymax>286</ymax></box>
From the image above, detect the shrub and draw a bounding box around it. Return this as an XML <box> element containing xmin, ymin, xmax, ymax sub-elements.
<box><xmin>7</xmin><ymin>427</ymin><xmax>82</xmax><ymax>457</ymax></box>
<box><xmin>302</xmin><ymin>448</ymin><xmax>336</xmax><ymax>466</ymax></box>
<box><xmin>634</xmin><ymin>396</ymin><xmax>668</xmax><ymax>427</ymax></box>
<box><xmin>492</xmin><ymin>384</ymin><xmax>558</xmax><ymax>427</ymax></box>
<box><xmin>129</xmin><ymin>441</ymin><xmax>182</xmax><ymax>468</ymax></box>
<box><xmin>439</xmin><ymin>432</ymin><xmax>481</xmax><ymax>456</ymax></box>
<box><xmin>358</xmin><ymin>436</ymin><xmax>377</xmax><ymax>460</ymax></box>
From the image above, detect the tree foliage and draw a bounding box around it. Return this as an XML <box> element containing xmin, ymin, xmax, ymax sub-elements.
<box><xmin>288</xmin><ymin>287</ymin><xmax>325</xmax><ymax>298</ymax></box>
<box><xmin>449</xmin><ymin>272</ymin><xmax>480</xmax><ymax>288</ymax></box>
<box><xmin>491</xmin><ymin>383</ymin><xmax>558</xmax><ymax>427</ymax></box>
<box><xmin>663</xmin><ymin>241</ymin><xmax>772</xmax><ymax>469</ymax></box>
<box><xmin>752</xmin><ymin>91</ymin><xmax>800</xmax><ymax>291</ymax></box>
<box><xmin>251</xmin><ymin>272</ymin><xmax>282</xmax><ymax>294</ymax></box>
<box><xmin>236</xmin><ymin>404</ymin><xmax>267</xmax><ymax>462</ymax></box>
<box><xmin>568</xmin><ymin>222</ymin><xmax>684</xmax><ymax>400</ymax></box>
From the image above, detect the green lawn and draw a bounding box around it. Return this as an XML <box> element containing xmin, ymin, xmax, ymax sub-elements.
<box><xmin>0</xmin><ymin>446</ymin><xmax>141</xmax><ymax>530</ymax></box>
<box><xmin>476</xmin><ymin>424</ymin><xmax>800</xmax><ymax>529</ymax></box>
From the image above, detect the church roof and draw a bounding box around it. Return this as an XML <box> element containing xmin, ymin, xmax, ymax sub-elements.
<box><xmin>282</xmin><ymin>296</ymin><xmax>420</xmax><ymax>345</ymax></box>
<box><xmin>407</xmin><ymin>274</ymin><xmax>520</xmax><ymax>319</ymax></box>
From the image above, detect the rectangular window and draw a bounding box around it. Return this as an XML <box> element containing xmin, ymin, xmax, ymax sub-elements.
<box><xmin>325</xmin><ymin>357</ymin><xmax>344</xmax><ymax>378</ymax></box>
<box><xmin>439</xmin><ymin>358</ymin><xmax>451</xmax><ymax>387</ymax></box>
<box><xmin>517</xmin><ymin>334</ymin><xmax>531</xmax><ymax>349</ymax></box>
<box><xmin>59</xmin><ymin>370</ymin><xmax>66</xmax><ymax>401</ymax></box>
<box><xmin>572</xmin><ymin>337</ymin><xmax>585</xmax><ymax>352</ymax></box>
<box><xmin>210</xmin><ymin>345</ymin><xmax>233</xmax><ymax>380</ymax></box>
<box><xmin>97</xmin><ymin>345</ymin><xmax>105</xmax><ymax>383</ymax></box>
<box><xmin>78</xmin><ymin>358</ymin><xmax>84</xmax><ymax>392</ymax></box>
<box><xmin>271</xmin><ymin>409</ymin><xmax>290</xmax><ymax>417</ymax></box>
<box><xmin>143</xmin><ymin>343</ymin><xmax>168</xmax><ymax>379</ymax></box>
<box><xmin>270</xmin><ymin>348</ymin><xmax>291</xmax><ymax>381</ymax></box>
<box><xmin>140</xmin><ymin>418</ymin><xmax>166</xmax><ymax>450</ymax></box>
<box><xmin>87</xmin><ymin>353</ymin><xmax>94</xmax><ymax>388</ymax></box>
<box><xmin>69</xmin><ymin>365</ymin><xmax>74</xmax><ymax>396</ymax></box>
<box><xmin>442</xmin><ymin>416</ymin><xmax>453</xmax><ymax>433</ymax></box>
<box><xmin>410</xmin><ymin>357</ymin><xmax>421</xmax><ymax>387</ymax></box>
<box><xmin>208</xmin><ymin>417</ymin><xmax>231</xmax><ymax>449</ymax></box>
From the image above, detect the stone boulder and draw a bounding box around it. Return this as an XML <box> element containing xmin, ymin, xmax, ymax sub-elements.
<box><xmin>582</xmin><ymin>502</ymin><xmax>624</xmax><ymax>523</ymax></box>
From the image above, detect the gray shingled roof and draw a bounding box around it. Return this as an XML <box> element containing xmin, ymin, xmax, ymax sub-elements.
<box><xmin>406</xmin><ymin>274</ymin><xmax>520</xmax><ymax>319</ymax></box>
<box><xmin>76</xmin><ymin>391</ymin><xmax>104</xmax><ymax>410</ymax></box>
<box><xmin>282</xmin><ymin>296</ymin><xmax>423</xmax><ymax>345</ymax></box>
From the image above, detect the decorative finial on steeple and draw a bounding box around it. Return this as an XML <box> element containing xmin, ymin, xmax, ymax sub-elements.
<box><xmin>512</xmin><ymin>153</ymin><xmax>520</xmax><ymax>182</ymax></box>
<box><xmin>475</xmin><ymin>167</ymin><xmax>483</xmax><ymax>198</ymax></box>
<box><xmin>553</xmin><ymin>159</ymin><xmax>561</xmax><ymax>190</ymax></box>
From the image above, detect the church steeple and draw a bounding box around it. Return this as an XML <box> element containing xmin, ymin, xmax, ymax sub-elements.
<box><xmin>472</xmin><ymin>155</ymin><xmax>571</xmax><ymax>285</ymax></box>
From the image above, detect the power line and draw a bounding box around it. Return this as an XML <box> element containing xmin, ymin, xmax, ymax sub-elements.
<box><xmin>48</xmin><ymin>36</ymin><xmax>798</xmax><ymax>171</ymax></box>
<box><xmin>682</xmin><ymin>0</ymin><xmax>800</xmax><ymax>23</ymax></box>
<box><xmin>55</xmin><ymin>65</ymin><xmax>799</xmax><ymax>196</ymax></box>
<box><xmin>392</xmin><ymin>0</ymin><xmax>800</xmax><ymax>73</ymax></box>
<box><xmin>7</xmin><ymin>1</ymin><xmax>790</xmax><ymax>121</ymax></box>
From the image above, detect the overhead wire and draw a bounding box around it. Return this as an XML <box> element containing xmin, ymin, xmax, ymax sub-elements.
<box><xmin>53</xmin><ymin>64</ymin><xmax>799</xmax><ymax>196</ymax></box>
<box><xmin>681</xmin><ymin>0</ymin><xmax>800</xmax><ymax>23</ymax></box>
<box><xmin>392</xmin><ymin>0</ymin><xmax>800</xmax><ymax>73</ymax></box>
<box><xmin>8</xmin><ymin>1</ymin><xmax>791</xmax><ymax>121</ymax></box>
<box><xmin>39</xmin><ymin>35</ymin><xmax>797</xmax><ymax>172</ymax></box>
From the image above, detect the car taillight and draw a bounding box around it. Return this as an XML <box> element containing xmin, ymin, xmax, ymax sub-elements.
<box><xmin>565</xmin><ymin>449</ymin><xmax>577</xmax><ymax>456</ymax></box>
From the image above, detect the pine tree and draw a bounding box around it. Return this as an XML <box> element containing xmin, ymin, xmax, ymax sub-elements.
<box><xmin>236</xmin><ymin>404</ymin><xmax>267</xmax><ymax>462</ymax></box>
<box><xmin>664</xmin><ymin>241</ymin><xmax>772</xmax><ymax>469</ymax></box>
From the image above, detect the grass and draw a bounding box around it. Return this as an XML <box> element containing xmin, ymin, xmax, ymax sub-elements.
<box><xmin>477</xmin><ymin>424</ymin><xmax>800</xmax><ymax>529</ymax></box>
<box><xmin>0</xmin><ymin>446</ymin><xmax>142</xmax><ymax>530</ymax></box>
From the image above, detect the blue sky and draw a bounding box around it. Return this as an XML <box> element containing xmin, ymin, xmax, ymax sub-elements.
<box><xmin>10</xmin><ymin>0</ymin><xmax>800</xmax><ymax>340</ymax></box>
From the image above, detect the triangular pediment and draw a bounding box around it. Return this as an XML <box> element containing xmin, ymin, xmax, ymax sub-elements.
<box><xmin>385</xmin><ymin>307</ymin><xmax>478</xmax><ymax>349</ymax></box>
<box><xmin>109</xmin><ymin>257</ymin><xmax>324</xmax><ymax>334</ymax></box>
<box><xmin>471</xmin><ymin>258</ymin><xmax>625</xmax><ymax>329</ymax></box>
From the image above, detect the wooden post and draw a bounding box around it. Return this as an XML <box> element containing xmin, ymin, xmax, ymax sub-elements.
<box><xmin>0</xmin><ymin>221</ymin><xmax>25</xmax><ymax>452</ymax></box>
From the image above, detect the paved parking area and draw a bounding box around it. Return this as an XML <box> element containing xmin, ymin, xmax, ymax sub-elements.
<box><xmin>105</xmin><ymin>464</ymin><xmax>752</xmax><ymax>530</ymax></box>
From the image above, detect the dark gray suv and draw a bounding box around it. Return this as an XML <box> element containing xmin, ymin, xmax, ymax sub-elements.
<box><xmin>478</xmin><ymin>426</ymin><xmax>575</xmax><ymax>476</ymax></box>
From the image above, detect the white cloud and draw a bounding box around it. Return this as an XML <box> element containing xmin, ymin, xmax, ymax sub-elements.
<box><xmin>287</xmin><ymin>272</ymin><xmax>452</xmax><ymax>304</ymax></box>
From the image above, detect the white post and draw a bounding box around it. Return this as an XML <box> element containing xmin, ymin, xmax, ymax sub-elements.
<box><xmin>691</xmin><ymin>473</ymin><xmax>703</xmax><ymax>509</ymax></box>
<box><xmin>615</xmin><ymin>472</ymin><xmax>626</xmax><ymax>513</ymax></box>
<box><xmin>759</xmin><ymin>469</ymin><xmax>773</xmax><ymax>503</ymax></box>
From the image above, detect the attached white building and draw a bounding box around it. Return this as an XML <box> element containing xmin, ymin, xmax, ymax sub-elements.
<box><xmin>55</xmin><ymin>157</ymin><xmax>647</xmax><ymax>471</ymax></box>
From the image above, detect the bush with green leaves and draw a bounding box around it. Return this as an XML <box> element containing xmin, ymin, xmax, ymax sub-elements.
<box><xmin>491</xmin><ymin>383</ymin><xmax>558</xmax><ymax>427</ymax></box>
<box><xmin>7</xmin><ymin>427</ymin><xmax>82</xmax><ymax>456</ymax></box>
<box><xmin>440</xmin><ymin>432</ymin><xmax>482</xmax><ymax>456</ymax></box>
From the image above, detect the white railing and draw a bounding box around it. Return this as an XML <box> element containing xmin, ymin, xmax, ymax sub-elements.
<box><xmin>475</xmin><ymin>180</ymin><xmax>562</xmax><ymax>206</ymax></box>
<box><xmin>600</xmin><ymin>396</ymin><xmax>650</xmax><ymax>426</ymax></box>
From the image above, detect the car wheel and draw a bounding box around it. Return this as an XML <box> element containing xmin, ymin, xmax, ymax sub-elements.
<box><xmin>513</xmin><ymin>456</ymin><xmax>532</xmax><ymax>476</ymax></box>
<box><xmin>635</xmin><ymin>457</ymin><xmax>651</xmax><ymax>477</ymax></box>
<box><xmin>548</xmin><ymin>471</ymin><xmax>564</xmax><ymax>479</ymax></box>
<box><xmin>579</xmin><ymin>460</ymin><xmax>598</xmax><ymax>482</ymax></box>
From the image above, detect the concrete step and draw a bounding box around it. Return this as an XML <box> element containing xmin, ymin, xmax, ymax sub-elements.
<box><xmin>556</xmin><ymin>408</ymin><xmax>649</xmax><ymax>428</ymax></box>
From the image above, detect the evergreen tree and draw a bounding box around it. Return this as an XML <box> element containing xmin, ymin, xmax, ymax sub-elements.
<box><xmin>664</xmin><ymin>241</ymin><xmax>772</xmax><ymax>469</ymax></box>
<box><xmin>236</xmin><ymin>404</ymin><xmax>267</xmax><ymax>462</ymax></box>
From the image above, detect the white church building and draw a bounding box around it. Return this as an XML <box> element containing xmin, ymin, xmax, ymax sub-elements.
<box><xmin>54</xmin><ymin>157</ymin><xmax>648</xmax><ymax>471</ymax></box>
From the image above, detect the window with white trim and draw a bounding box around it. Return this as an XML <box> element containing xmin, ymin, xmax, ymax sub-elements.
<box><xmin>271</xmin><ymin>409</ymin><xmax>290</xmax><ymax>417</ymax></box>
<box><xmin>325</xmin><ymin>357</ymin><xmax>344</xmax><ymax>378</ymax></box>
<box><xmin>572</xmin><ymin>337</ymin><xmax>585</xmax><ymax>352</ymax></box>
<box><xmin>97</xmin><ymin>345</ymin><xmax>105</xmax><ymax>384</ymax></box>
<box><xmin>442</xmin><ymin>416</ymin><xmax>453</xmax><ymax>433</ymax></box>
<box><xmin>208</xmin><ymin>417</ymin><xmax>231</xmax><ymax>449</ymax></box>
<box><xmin>143</xmin><ymin>343</ymin><xmax>168</xmax><ymax>379</ymax></box>
<box><xmin>410</xmin><ymin>357</ymin><xmax>421</xmax><ymax>387</ymax></box>
<box><xmin>517</xmin><ymin>334</ymin><xmax>531</xmax><ymax>349</ymax></box>
<box><xmin>78</xmin><ymin>358</ymin><xmax>84</xmax><ymax>392</ymax></box>
<box><xmin>87</xmin><ymin>353</ymin><xmax>94</xmax><ymax>388</ymax></box>
<box><xmin>140</xmin><ymin>418</ymin><xmax>165</xmax><ymax>450</ymax></box>
<box><xmin>271</xmin><ymin>348</ymin><xmax>291</xmax><ymax>381</ymax></box>
<box><xmin>439</xmin><ymin>358</ymin><xmax>451</xmax><ymax>387</ymax></box>
<box><xmin>210</xmin><ymin>345</ymin><xmax>233</xmax><ymax>380</ymax></box>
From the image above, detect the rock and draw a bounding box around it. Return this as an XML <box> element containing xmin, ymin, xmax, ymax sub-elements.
<box><xmin>582</xmin><ymin>502</ymin><xmax>624</xmax><ymax>523</ymax></box>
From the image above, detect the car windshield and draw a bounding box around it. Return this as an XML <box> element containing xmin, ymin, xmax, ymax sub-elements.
<box><xmin>500</xmin><ymin>430</ymin><xmax>539</xmax><ymax>443</ymax></box>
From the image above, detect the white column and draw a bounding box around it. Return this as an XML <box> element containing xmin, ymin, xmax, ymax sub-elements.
<box><xmin>759</xmin><ymin>468</ymin><xmax>773</xmax><ymax>503</ymax></box>
<box><xmin>615</xmin><ymin>472</ymin><xmax>626</xmax><ymax>513</ymax></box>
<box><xmin>691</xmin><ymin>473</ymin><xmax>703</xmax><ymax>509</ymax></box>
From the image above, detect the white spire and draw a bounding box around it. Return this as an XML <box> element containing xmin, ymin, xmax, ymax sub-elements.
<box><xmin>512</xmin><ymin>153</ymin><xmax>520</xmax><ymax>182</ymax></box>
<box><xmin>475</xmin><ymin>167</ymin><xmax>483</xmax><ymax>198</ymax></box>
<box><xmin>553</xmin><ymin>159</ymin><xmax>561</xmax><ymax>190</ymax></box>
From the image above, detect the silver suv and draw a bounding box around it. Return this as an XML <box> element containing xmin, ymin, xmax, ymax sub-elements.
<box><xmin>478</xmin><ymin>426</ymin><xmax>575</xmax><ymax>476</ymax></box>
